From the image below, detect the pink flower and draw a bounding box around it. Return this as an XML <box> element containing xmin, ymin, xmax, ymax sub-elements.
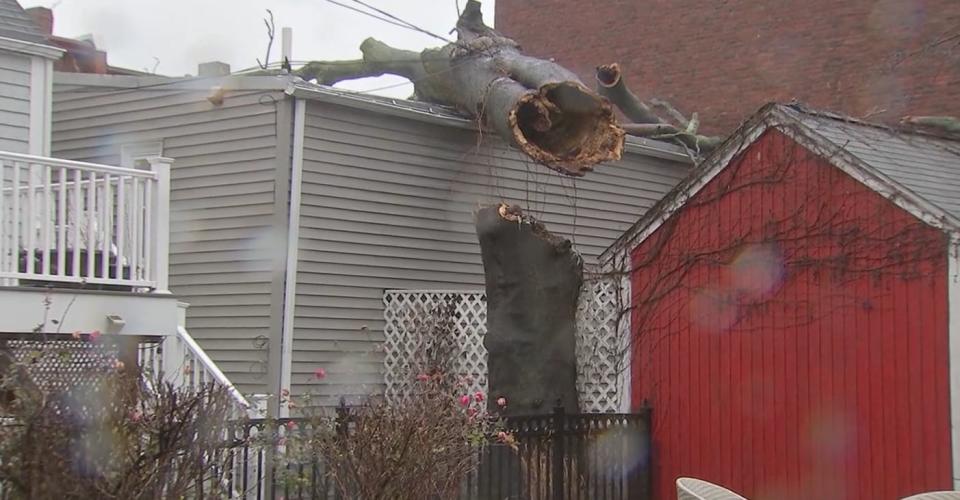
<box><xmin>88</xmin><ymin>330</ymin><xmax>101</xmax><ymax>341</ymax></box>
<box><xmin>460</xmin><ymin>394</ymin><xmax>471</xmax><ymax>407</ymax></box>
<box><xmin>466</xmin><ymin>407</ymin><xmax>478</xmax><ymax>418</ymax></box>
<box><xmin>416</xmin><ymin>373</ymin><xmax>430</xmax><ymax>382</ymax></box>
<box><xmin>314</xmin><ymin>367</ymin><xmax>326</xmax><ymax>379</ymax></box>
<box><xmin>496</xmin><ymin>397</ymin><xmax>507</xmax><ymax>408</ymax></box>
<box><xmin>496</xmin><ymin>431</ymin><xmax>508</xmax><ymax>441</ymax></box>
<box><xmin>286</xmin><ymin>421</ymin><xmax>298</xmax><ymax>430</ymax></box>
<box><xmin>474</xmin><ymin>391</ymin><xmax>484</xmax><ymax>403</ymax></box>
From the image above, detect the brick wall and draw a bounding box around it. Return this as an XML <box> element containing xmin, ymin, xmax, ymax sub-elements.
<box><xmin>496</xmin><ymin>0</ymin><xmax>960</xmax><ymax>134</ymax></box>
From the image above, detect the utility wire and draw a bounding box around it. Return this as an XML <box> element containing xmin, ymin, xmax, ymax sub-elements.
<box><xmin>344</xmin><ymin>0</ymin><xmax>454</xmax><ymax>44</ymax></box>
<box><xmin>322</xmin><ymin>0</ymin><xmax>419</xmax><ymax>32</ymax></box>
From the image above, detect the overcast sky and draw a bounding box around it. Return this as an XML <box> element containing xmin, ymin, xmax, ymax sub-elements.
<box><xmin>20</xmin><ymin>0</ymin><xmax>496</xmax><ymax>97</ymax></box>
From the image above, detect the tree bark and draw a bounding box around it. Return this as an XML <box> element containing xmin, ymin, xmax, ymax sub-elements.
<box><xmin>475</xmin><ymin>204</ymin><xmax>580</xmax><ymax>416</ymax></box>
<box><xmin>900</xmin><ymin>115</ymin><xmax>960</xmax><ymax>135</ymax></box>
<box><xmin>596</xmin><ymin>63</ymin><xmax>723</xmax><ymax>153</ymax></box>
<box><xmin>295</xmin><ymin>1</ymin><xmax>624</xmax><ymax>176</ymax></box>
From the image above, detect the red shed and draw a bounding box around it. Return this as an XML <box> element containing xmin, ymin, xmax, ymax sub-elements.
<box><xmin>602</xmin><ymin>104</ymin><xmax>960</xmax><ymax>500</ymax></box>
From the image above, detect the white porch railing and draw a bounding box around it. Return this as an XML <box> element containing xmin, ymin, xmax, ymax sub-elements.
<box><xmin>0</xmin><ymin>151</ymin><xmax>171</xmax><ymax>291</ymax></box>
<box><xmin>139</xmin><ymin>303</ymin><xmax>254</xmax><ymax>417</ymax></box>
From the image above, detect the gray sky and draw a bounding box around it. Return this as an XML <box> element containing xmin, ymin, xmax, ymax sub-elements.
<box><xmin>20</xmin><ymin>0</ymin><xmax>496</xmax><ymax>97</ymax></box>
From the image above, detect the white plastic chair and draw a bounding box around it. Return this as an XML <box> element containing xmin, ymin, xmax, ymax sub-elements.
<box><xmin>677</xmin><ymin>477</ymin><xmax>748</xmax><ymax>500</ymax></box>
<box><xmin>901</xmin><ymin>492</ymin><xmax>960</xmax><ymax>500</ymax></box>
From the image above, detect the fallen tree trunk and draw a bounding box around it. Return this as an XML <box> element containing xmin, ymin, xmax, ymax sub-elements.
<box><xmin>295</xmin><ymin>1</ymin><xmax>624</xmax><ymax>176</ymax></box>
<box><xmin>476</xmin><ymin>204</ymin><xmax>580</xmax><ymax>416</ymax></box>
<box><xmin>596</xmin><ymin>63</ymin><xmax>723</xmax><ymax>154</ymax></box>
<box><xmin>900</xmin><ymin>115</ymin><xmax>960</xmax><ymax>135</ymax></box>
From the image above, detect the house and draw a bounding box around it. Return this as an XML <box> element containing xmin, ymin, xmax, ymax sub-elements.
<box><xmin>50</xmin><ymin>69</ymin><xmax>693</xmax><ymax>414</ymax></box>
<box><xmin>602</xmin><ymin>103</ymin><xmax>960</xmax><ymax>499</ymax></box>
<box><xmin>495</xmin><ymin>0</ymin><xmax>960</xmax><ymax>134</ymax></box>
<box><xmin>0</xmin><ymin>0</ymin><xmax>243</xmax><ymax>411</ymax></box>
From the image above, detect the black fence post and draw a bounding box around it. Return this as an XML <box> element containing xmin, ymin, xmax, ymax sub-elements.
<box><xmin>335</xmin><ymin>397</ymin><xmax>349</xmax><ymax>437</ymax></box>
<box><xmin>639</xmin><ymin>400</ymin><xmax>653</xmax><ymax>500</ymax></box>
<box><xmin>552</xmin><ymin>400</ymin><xmax>566</xmax><ymax>500</ymax></box>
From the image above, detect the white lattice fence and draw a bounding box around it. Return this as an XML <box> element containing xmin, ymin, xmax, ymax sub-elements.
<box><xmin>575</xmin><ymin>277</ymin><xmax>629</xmax><ymax>412</ymax></box>
<box><xmin>382</xmin><ymin>290</ymin><xmax>488</xmax><ymax>403</ymax></box>
<box><xmin>383</xmin><ymin>281</ymin><xmax>627</xmax><ymax>412</ymax></box>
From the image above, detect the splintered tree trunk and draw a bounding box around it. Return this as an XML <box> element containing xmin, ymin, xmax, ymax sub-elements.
<box><xmin>475</xmin><ymin>205</ymin><xmax>581</xmax><ymax>415</ymax></box>
<box><xmin>296</xmin><ymin>1</ymin><xmax>624</xmax><ymax>176</ymax></box>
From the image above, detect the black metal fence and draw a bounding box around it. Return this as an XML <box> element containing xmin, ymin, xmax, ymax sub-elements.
<box><xmin>225</xmin><ymin>405</ymin><xmax>651</xmax><ymax>500</ymax></box>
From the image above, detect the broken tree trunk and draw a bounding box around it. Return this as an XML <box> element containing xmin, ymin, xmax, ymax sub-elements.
<box><xmin>596</xmin><ymin>63</ymin><xmax>723</xmax><ymax>154</ymax></box>
<box><xmin>295</xmin><ymin>1</ymin><xmax>624</xmax><ymax>176</ymax></box>
<box><xmin>476</xmin><ymin>204</ymin><xmax>581</xmax><ymax>416</ymax></box>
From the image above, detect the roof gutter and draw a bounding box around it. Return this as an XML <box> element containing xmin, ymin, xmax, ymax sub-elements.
<box><xmin>0</xmin><ymin>35</ymin><xmax>63</xmax><ymax>59</ymax></box>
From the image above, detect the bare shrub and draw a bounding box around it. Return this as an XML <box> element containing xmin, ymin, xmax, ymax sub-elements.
<box><xmin>0</xmin><ymin>342</ymin><xmax>243</xmax><ymax>499</ymax></box>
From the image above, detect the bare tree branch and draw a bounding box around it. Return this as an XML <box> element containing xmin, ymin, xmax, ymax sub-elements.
<box><xmin>256</xmin><ymin>9</ymin><xmax>276</xmax><ymax>70</ymax></box>
<box><xmin>595</xmin><ymin>63</ymin><xmax>723</xmax><ymax>154</ymax></box>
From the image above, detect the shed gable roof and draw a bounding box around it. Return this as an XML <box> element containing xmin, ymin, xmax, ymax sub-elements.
<box><xmin>601</xmin><ymin>103</ymin><xmax>960</xmax><ymax>263</ymax></box>
<box><xmin>785</xmin><ymin>107</ymin><xmax>960</xmax><ymax>220</ymax></box>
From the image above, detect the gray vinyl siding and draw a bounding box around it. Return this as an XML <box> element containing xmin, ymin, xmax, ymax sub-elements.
<box><xmin>0</xmin><ymin>51</ymin><xmax>30</xmax><ymax>153</ymax></box>
<box><xmin>294</xmin><ymin>99</ymin><xmax>690</xmax><ymax>405</ymax></box>
<box><xmin>50</xmin><ymin>83</ymin><xmax>286</xmax><ymax>395</ymax></box>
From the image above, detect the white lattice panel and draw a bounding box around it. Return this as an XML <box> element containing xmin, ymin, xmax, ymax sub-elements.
<box><xmin>382</xmin><ymin>291</ymin><xmax>488</xmax><ymax>404</ymax></box>
<box><xmin>383</xmin><ymin>283</ymin><xmax>628</xmax><ymax>413</ymax></box>
<box><xmin>575</xmin><ymin>278</ymin><xmax>629</xmax><ymax>413</ymax></box>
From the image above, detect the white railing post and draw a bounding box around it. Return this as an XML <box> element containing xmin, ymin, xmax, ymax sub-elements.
<box><xmin>147</xmin><ymin>157</ymin><xmax>172</xmax><ymax>293</ymax></box>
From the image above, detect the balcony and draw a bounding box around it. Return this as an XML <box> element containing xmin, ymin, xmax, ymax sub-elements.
<box><xmin>0</xmin><ymin>151</ymin><xmax>177</xmax><ymax>336</ymax></box>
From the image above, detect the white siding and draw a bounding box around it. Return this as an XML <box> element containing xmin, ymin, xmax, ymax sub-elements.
<box><xmin>0</xmin><ymin>51</ymin><xmax>30</xmax><ymax>153</ymax></box>
<box><xmin>294</xmin><ymin>100</ymin><xmax>690</xmax><ymax>405</ymax></box>
<box><xmin>51</xmin><ymin>84</ymin><xmax>285</xmax><ymax>395</ymax></box>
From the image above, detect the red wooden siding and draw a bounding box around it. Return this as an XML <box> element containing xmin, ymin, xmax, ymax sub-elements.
<box><xmin>630</xmin><ymin>129</ymin><xmax>951</xmax><ymax>500</ymax></box>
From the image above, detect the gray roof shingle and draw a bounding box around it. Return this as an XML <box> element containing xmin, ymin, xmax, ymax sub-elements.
<box><xmin>0</xmin><ymin>0</ymin><xmax>55</xmax><ymax>47</ymax></box>
<box><xmin>602</xmin><ymin>104</ymin><xmax>960</xmax><ymax>260</ymax></box>
<box><xmin>785</xmin><ymin>106</ymin><xmax>960</xmax><ymax>221</ymax></box>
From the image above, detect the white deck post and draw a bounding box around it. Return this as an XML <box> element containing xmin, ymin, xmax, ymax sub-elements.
<box><xmin>147</xmin><ymin>157</ymin><xmax>173</xmax><ymax>293</ymax></box>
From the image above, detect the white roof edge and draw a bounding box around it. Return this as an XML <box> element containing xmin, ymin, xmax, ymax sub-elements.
<box><xmin>287</xmin><ymin>81</ymin><xmax>692</xmax><ymax>163</ymax></box>
<box><xmin>53</xmin><ymin>71</ymin><xmax>294</xmax><ymax>91</ymax></box>
<box><xmin>0</xmin><ymin>35</ymin><xmax>63</xmax><ymax>59</ymax></box>
<box><xmin>599</xmin><ymin>104</ymin><xmax>960</xmax><ymax>265</ymax></box>
<box><xmin>780</xmin><ymin>111</ymin><xmax>960</xmax><ymax>232</ymax></box>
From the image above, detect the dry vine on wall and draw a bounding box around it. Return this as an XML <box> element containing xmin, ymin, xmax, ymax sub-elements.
<box><xmin>600</xmin><ymin>126</ymin><xmax>946</xmax><ymax>417</ymax></box>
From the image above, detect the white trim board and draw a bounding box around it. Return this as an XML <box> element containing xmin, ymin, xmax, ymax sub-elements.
<box><xmin>27</xmin><ymin>56</ymin><xmax>52</xmax><ymax>155</ymax></box>
<box><xmin>278</xmin><ymin>97</ymin><xmax>306</xmax><ymax>417</ymax></box>
<box><xmin>950</xmin><ymin>237</ymin><xmax>960</xmax><ymax>489</ymax></box>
